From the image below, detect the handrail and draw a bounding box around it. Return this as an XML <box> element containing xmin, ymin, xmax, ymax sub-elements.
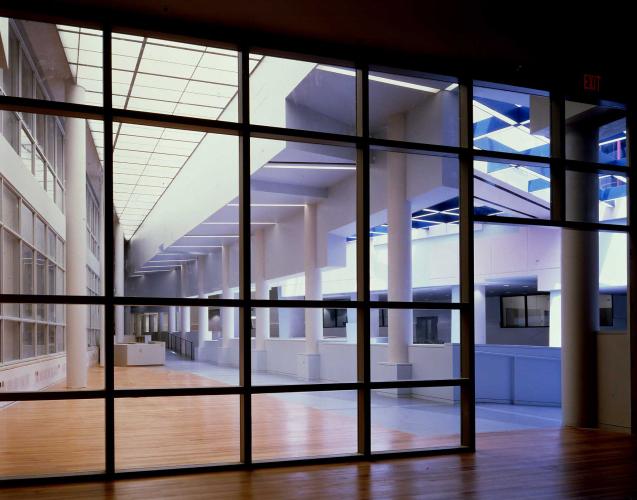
<box><xmin>151</xmin><ymin>331</ymin><xmax>195</xmax><ymax>360</ymax></box>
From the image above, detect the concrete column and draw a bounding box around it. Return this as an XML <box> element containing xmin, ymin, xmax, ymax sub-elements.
<box><xmin>134</xmin><ymin>314</ymin><xmax>143</xmax><ymax>336</ymax></box>
<box><xmin>387</xmin><ymin>114</ymin><xmax>412</xmax><ymax>365</ymax></box>
<box><xmin>253</xmin><ymin>229</ymin><xmax>269</xmax><ymax>371</ymax></box>
<box><xmin>474</xmin><ymin>285</ymin><xmax>486</xmax><ymax>345</ymax></box>
<box><xmin>197</xmin><ymin>254</ymin><xmax>211</xmax><ymax>343</ymax></box>
<box><xmin>179</xmin><ymin>265</ymin><xmax>190</xmax><ymax>335</ymax></box>
<box><xmin>168</xmin><ymin>306</ymin><xmax>177</xmax><ymax>333</ymax></box>
<box><xmin>221</xmin><ymin>244</ymin><xmax>235</xmax><ymax>347</ymax></box>
<box><xmin>298</xmin><ymin>203</ymin><xmax>322</xmax><ymax>380</ymax></box>
<box><xmin>451</xmin><ymin>285</ymin><xmax>460</xmax><ymax>343</ymax></box>
<box><xmin>65</xmin><ymin>83</ymin><xmax>88</xmax><ymax>389</ymax></box>
<box><xmin>114</xmin><ymin>218</ymin><xmax>125</xmax><ymax>343</ymax></box>
<box><xmin>561</xmin><ymin>123</ymin><xmax>599</xmax><ymax>427</ymax></box>
<box><xmin>549</xmin><ymin>290</ymin><xmax>562</xmax><ymax>348</ymax></box>
<box><xmin>180</xmin><ymin>306</ymin><xmax>190</xmax><ymax>335</ymax></box>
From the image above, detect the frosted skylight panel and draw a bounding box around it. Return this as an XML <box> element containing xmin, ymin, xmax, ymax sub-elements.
<box><xmin>114</xmin><ymin>163</ymin><xmax>146</xmax><ymax>175</ymax></box>
<box><xmin>147</xmin><ymin>152</ymin><xmax>187</xmax><ymax>168</ymax></box>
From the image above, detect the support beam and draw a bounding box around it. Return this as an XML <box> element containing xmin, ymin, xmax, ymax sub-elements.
<box><xmin>64</xmin><ymin>83</ymin><xmax>88</xmax><ymax>389</ymax></box>
<box><xmin>168</xmin><ymin>306</ymin><xmax>177</xmax><ymax>333</ymax></box>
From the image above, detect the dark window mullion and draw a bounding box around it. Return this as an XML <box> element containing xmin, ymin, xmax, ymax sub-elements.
<box><xmin>458</xmin><ymin>77</ymin><xmax>475</xmax><ymax>450</ymax></box>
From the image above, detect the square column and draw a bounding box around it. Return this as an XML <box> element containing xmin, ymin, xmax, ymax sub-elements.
<box><xmin>253</xmin><ymin>229</ymin><xmax>269</xmax><ymax>372</ymax></box>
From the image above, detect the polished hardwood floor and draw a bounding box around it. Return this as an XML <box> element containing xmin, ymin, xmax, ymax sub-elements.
<box><xmin>0</xmin><ymin>365</ymin><xmax>457</xmax><ymax>476</ymax></box>
<box><xmin>1</xmin><ymin>428</ymin><xmax>636</xmax><ymax>498</ymax></box>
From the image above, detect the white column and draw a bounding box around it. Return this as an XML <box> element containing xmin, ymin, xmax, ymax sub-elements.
<box><xmin>474</xmin><ymin>285</ymin><xmax>486</xmax><ymax>345</ymax></box>
<box><xmin>451</xmin><ymin>285</ymin><xmax>460</xmax><ymax>343</ymax></box>
<box><xmin>134</xmin><ymin>314</ymin><xmax>143</xmax><ymax>336</ymax></box>
<box><xmin>144</xmin><ymin>315</ymin><xmax>150</xmax><ymax>333</ymax></box>
<box><xmin>254</xmin><ymin>229</ymin><xmax>270</xmax><ymax>351</ymax></box>
<box><xmin>114</xmin><ymin>218</ymin><xmax>125</xmax><ymax>343</ymax></box>
<box><xmin>221</xmin><ymin>244</ymin><xmax>235</xmax><ymax>347</ymax></box>
<box><xmin>65</xmin><ymin>83</ymin><xmax>88</xmax><ymax>389</ymax></box>
<box><xmin>304</xmin><ymin>203</ymin><xmax>322</xmax><ymax>354</ymax></box>
<box><xmin>387</xmin><ymin>114</ymin><xmax>412</xmax><ymax>364</ymax></box>
<box><xmin>549</xmin><ymin>290</ymin><xmax>562</xmax><ymax>347</ymax></box>
<box><xmin>179</xmin><ymin>265</ymin><xmax>190</xmax><ymax>335</ymax></box>
<box><xmin>180</xmin><ymin>306</ymin><xmax>191</xmax><ymax>335</ymax></box>
<box><xmin>168</xmin><ymin>306</ymin><xmax>177</xmax><ymax>333</ymax></box>
<box><xmin>197</xmin><ymin>254</ymin><xmax>211</xmax><ymax>344</ymax></box>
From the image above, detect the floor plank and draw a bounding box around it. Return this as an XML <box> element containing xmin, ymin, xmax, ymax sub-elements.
<box><xmin>1</xmin><ymin>428</ymin><xmax>636</xmax><ymax>498</ymax></box>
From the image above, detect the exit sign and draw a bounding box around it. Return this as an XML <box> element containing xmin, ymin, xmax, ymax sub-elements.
<box><xmin>583</xmin><ymin>74</ymin><xmax>601</xmax><ymax>92</ymax></box>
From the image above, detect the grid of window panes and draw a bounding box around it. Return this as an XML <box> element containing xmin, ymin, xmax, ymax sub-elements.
<box><xmin>0</xmin><ymin>176</ymin><xmax>65</xmax><ymax>363</ymax></box>
<box><xmin>0</xmin><ymin>12</ymin><xmax>630</xmax><ymax>481</ymax></box>
<box><xmin>0</xmin><ymin>25</ymin><xmax>66</xmax><ymax>210</ymax></box>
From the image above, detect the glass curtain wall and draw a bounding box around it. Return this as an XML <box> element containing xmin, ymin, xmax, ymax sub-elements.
<box><xmin>0</xmin><ymin>12</ymin><xmax>631</xmax><ymax>482</ymax></box>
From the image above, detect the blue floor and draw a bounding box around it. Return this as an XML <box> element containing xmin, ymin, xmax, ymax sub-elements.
<box><xmin>163</xmin><ymin>352</ymin><xmax>562</xmax><ymax>437</ymax></box>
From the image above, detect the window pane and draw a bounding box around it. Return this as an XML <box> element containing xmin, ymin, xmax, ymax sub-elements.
<box><xmin>501</xmin><ymin>296</ymin><xmax>526</xmax><ymax>327</ymax></box>
<box><xmin>371</xmin><ymin>389</ymin><xmax>460</xmax><ymax>452</ymax></box>
<box><xmin>370</xmin><ymin>149</ymin><xmax>459</xmax><ymax>302</ymax></box>
<box><xmin>2</xmin><ymin>185</ymin><xmax>20</xmax><ymax>232</ymax></box>
<box><xmin>20</xmin><ymin>203</ymin><xmax>34</xmax><ymax>244</ymax></box>
<box><xmin>2</xmin><ymin>232</ymin><xmax>21</xmax><ymax>317</ymax></box>
<box><xmin>252</xmin><ymin>391</ymin><xmax>358</xmax><ymax>460</ymax></box>
<box><xmin>251</xmin><ymin>307</ymin><xmax>356</xmax><ymax>386</ymax></box>
<box><xmin>1</xmin><ymin>320</ymin><xmax>21</xmax><ymax>362</ymax></box>
<box><xmin>474</xmin><ymin>158</ymin><xmax>550</xmax><ymax>219</ymax></box>
<box><xmin>20</xmin><ymin>130</ymin><xmax>33</xmax><ymax>173</ymax></box>
<box><xmin>112</xmin><ymin>33</ymin><xmax>238</xmax><ymax>121</ymax></box>
<box><xmin>22</xmin><ymin>322</ymin><xmax>35</xmax><ymax>359</ymax></box>
<box><xmin>0</xmin><ymin>399</ymin><xmax>104</xmax><ymax>477</ymax></box>
<box><xmin>371</xmin><ymin>308</ymin><xmax>460</xmax><ymax>382</ymax></box>
<box><xmin>115</xmin><ymin>306</ymin><xmax>239</xmax><ymax>388</ymax></box>
<box><xmin>473</xmin><ymin>84</ymin><xmax>550</xmax><ymax>157</ymax></box>
<box><xmin>116</xmin><ymin>125</ymin><xmax>239</xmax><ymax>299</ymax></box>
<box><xmin>116</xmin><ymin>396</ymin><xmax>239</xmax><ymax>470</ymax></box>
<box><xmin>250</xmin><ymin>55</ymin><xmax>355</xmax><ymax>134</ymax></box>
<box><xmin>527</xmin><ymin>294</ymin><xmax>550</xmax><ymax>327</ymax></box>
<box><xmin>565</xmin><ymin>170</ymin><xmax>627</xmax><ymax>225</ymax></box>
<box><xmin>250</xmin><ymin>138</ymin><xmax>357</xmax><ymax>300</ymax></box>
<box><xmin>565</xmin><ymin>101</ymin><xmax>627</xmax><ymax>166</ymax></box>
<box><xmin>369</xmin><ymin>70</ymin><xmax>458</xmax><ymax>146</ymax></box>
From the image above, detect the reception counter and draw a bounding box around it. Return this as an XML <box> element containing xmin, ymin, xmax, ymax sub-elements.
<box><xmin>114</xmin><ymin>342</ymin><xmax>166</xmax><ymax>366</ymax></box>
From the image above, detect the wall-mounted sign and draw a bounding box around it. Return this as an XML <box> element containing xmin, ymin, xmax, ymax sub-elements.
<box><xmin>583</xmin><ymin>74</ymin><xmax>601</xmax><ymax>92</ymax></box>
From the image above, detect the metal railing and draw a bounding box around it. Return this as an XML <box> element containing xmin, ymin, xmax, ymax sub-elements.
<box><xmin>152</xmin><ymin>331</ymin><xmax>195</xmax><ymax>360</ymax></box>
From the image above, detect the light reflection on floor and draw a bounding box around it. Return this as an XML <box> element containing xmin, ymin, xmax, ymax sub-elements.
<box><xmin>162</xmin><ymin>351</ymin><xmax>562</xmax><ymax>434</ymax></box>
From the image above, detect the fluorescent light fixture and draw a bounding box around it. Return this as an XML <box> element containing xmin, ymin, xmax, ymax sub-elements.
<box><xmin>264</xmin><ymin>163</ymin><xmax>356</xmax><ymax>171</ymax></box>
<box><xmin>171</xmin><ymin>245</ymin><xmax>223</xmax><ymax>248</ymax></box>
<box><xmin>202</xmin><ymin>222</ymin><xmax>276</xmax><ymax>225</ymax></box>
<box><xmin>599</xmin><ymin>136</ymin><xmax>626</xmax><ymax>147</ymax></box>
<box><xmin>227</xmin><ymin>203</ymin><xmax>306</xmax><ymax>207</ymax></box>
<box><xmin>316</xmin><ymin>65</ymin><xmax>440</xmax><ymax>93</ymax></box>
<box><xmin>137</xmin><ymin>269</ymin><xmax>173</xmax><ymax>273</ymax></box>
<box><xmin>182</xmin><ymin>235</ymin><xmax>239</xmax><ymax>238</ymax></box>
<box><xmin>445</xmin><ymin>83</ymin><xmax>459</xmax><ymax>91</ymax></box>
<box><xmin>149</xmin><ymin>259</ymin><xmax>193</xmax><ymax>263</ymax></box>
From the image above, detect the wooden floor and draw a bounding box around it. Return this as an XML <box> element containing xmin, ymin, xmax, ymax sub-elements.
<box><xmin>0</xmin><ymin>366</ymin><xmax>457</xmax><ymax>477</ymax></box>
<box><xmin>1</xmin><ymin>428</ymin><xmax>636</xmax><ymax>498</ymax></box>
